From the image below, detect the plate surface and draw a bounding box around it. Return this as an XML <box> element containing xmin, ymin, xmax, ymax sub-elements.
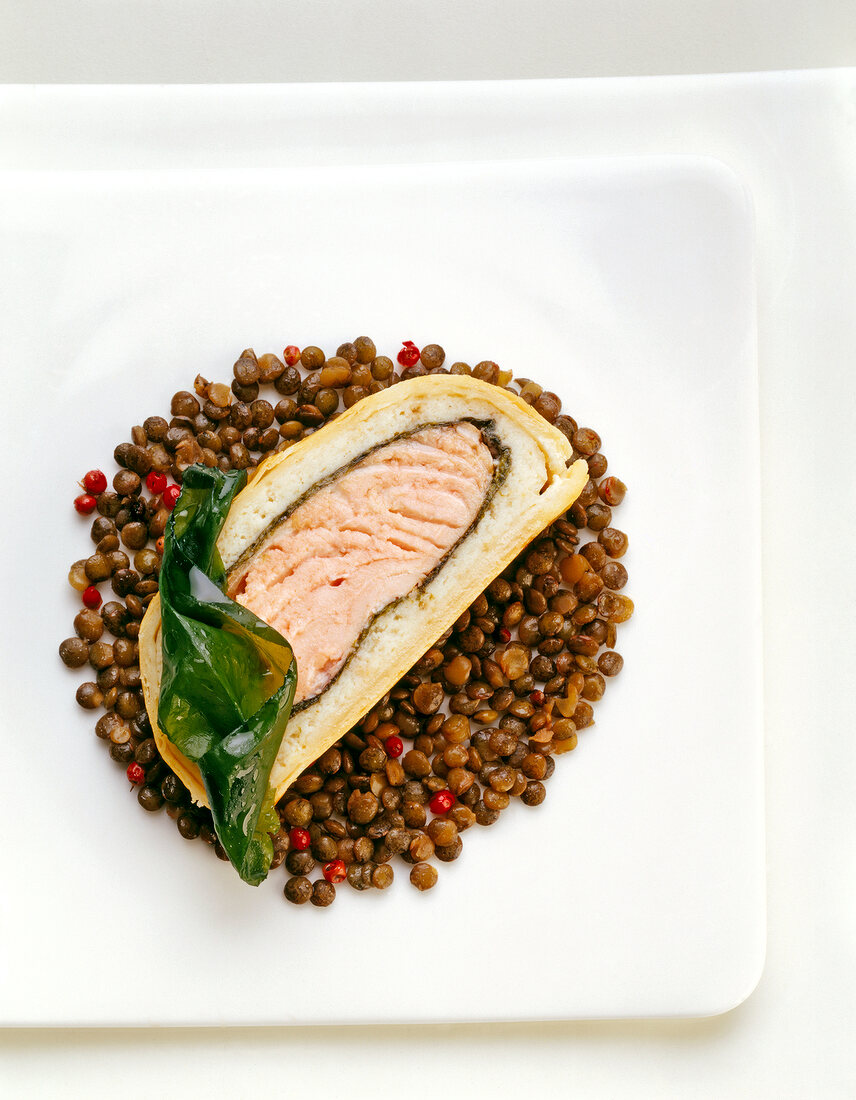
<box><xmin>0</xmin><ymin>155</ymin><xmax>763</xmax><ymax>1024</ymax></box>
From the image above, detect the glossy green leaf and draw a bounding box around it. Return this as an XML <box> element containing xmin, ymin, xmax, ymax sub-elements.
<box><xmin>157</xmin><ymin>464</ymin><xmax>296</xmax><ymax>886</ymax></box>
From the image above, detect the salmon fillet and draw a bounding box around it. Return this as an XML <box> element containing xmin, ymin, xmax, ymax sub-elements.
<box><xmin>229</xmin><ymin>422</ymin><xmax>495</xmax><ymax>703</ymax></box>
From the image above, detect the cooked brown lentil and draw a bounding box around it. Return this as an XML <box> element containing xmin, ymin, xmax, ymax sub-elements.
<box><xmin>137</xmin><ymin>784</ymin><xmax>164</xmax><ymax>812</ymax></box>
<box><xmin>353</xmin><ymin>336</ymin><xmax>377</xmax><ymax>364</ymax></box>
<box><xmin>59</xmin><ymin>637</ymin><xmax>90</xmax><ymax>668</ymax></box>
<box><xmin>372</xmin><ymin>863</ymin><xmax>394</xmax><ymax>889</ymax></box>
<box><xmin>598</xmin><ymin>651</ymin><xmax>624</xmax><ymax>677</ymax></box>
<box><xmin>420</xmin><ymin>344</ymin><xmax>445</xmax><ymax>370</ymax></box>
<box><xmin>284</xmin><ymin>876</ymin><xmax>312</xmax><ymax>904</ymax></box>
<box><xmin>410</xmin><ymin>862</ymin><xmax>438</xmax><ymax>891</ymax></box>
<box><xmin>286</xmin><ymin>850</ymin><xmax>316</xmax><ymax>876</ymax></box>
<box><xmin>311</xmin><ymin>880</ymin><xmax>336</xmax><ymax>907</ymax></box>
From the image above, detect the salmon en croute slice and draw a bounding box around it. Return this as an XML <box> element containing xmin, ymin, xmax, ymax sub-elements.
<box><xmin>140</xmin><ymin>375</ymin><xmax>589</xmax><ymax>806</ymax></box>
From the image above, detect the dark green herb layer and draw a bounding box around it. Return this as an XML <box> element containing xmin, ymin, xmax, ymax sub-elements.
<box><xmin>157</xmin><ymin>464</ymin><xmax>297</xmax><ymax>885</ymax></box>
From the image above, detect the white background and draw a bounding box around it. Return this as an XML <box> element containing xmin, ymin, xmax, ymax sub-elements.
<box><xmin>1</xmin><ymin>4</ymin><xmax>856</xmax><ymax>1097</ymax></box>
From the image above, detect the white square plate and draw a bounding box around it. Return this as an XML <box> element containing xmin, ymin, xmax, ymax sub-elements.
<box><xmin>0</xmin><ymin>154</ymin><xmax>763</xmax><ymax>1024</ymax></box>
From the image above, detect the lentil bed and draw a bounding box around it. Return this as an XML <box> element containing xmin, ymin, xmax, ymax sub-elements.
<box><xmin>59</xmin><ymin>339</ymin><xmax>632</xmax><ymax>906</ymax></box>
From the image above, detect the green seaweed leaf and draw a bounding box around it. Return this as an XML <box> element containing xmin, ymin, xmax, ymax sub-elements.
<box><xmin>156</xmin><ymin>464</ymin><xmax>296</xmax><ymax>886</ymax></box>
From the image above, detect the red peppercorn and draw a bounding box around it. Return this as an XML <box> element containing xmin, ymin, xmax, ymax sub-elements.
<box><xmin>498</xmin><ymin>627</ymin><xmax>511</xmax><ymax>643</ymax></box>
<box><xmin>156</xmin><ymin>537</ymin><xmax>165</xmax><ymax>555</ymax></box>
<box><xmin>530</xmin><ymin>690</ymin><xmax>546</xmax><ymax>707</ymax></box>
<box><xmin>429</xmin><ymin>789</ymin><xmax>454</xmax><ymax>815</ymax></box>
<box><xmin>146</xmin><ymin>470</ymin><xmax>167</xmax><ymax>495</ymax></box>
<box><xmin>162</xmin><ymin>484</ymin><xmax>181</xmax><ymax>511</ymax></box>
<box><xmin>74</xmin><ymin>493</ymin><xmax>98</xmax><ymax>515</ymax></box>
<box><xmin>82</xmin><ymin>585</ymin><xmax>102</xmax><ymax>610</ymax></box>
<box><xmin>289</xmin><ymin>827</ymin><xmax>311</xmax><ymax>851</ymax></box>
<box><xmin>126</xmin><ymin>762</ymin><xmax>145</xmax><ymax>785</ymax></box>
<box><xmin>82</xmin><ymin>469</ymin><xmax>107</xmax><ymax>494</ymax></box>
<box><xmin>283</xmin><ymin>345</ymin><xmax>301</xmax><ymax>366</ymax></box>
<box><xmin>323</xmin><ymin>859</ymin><xmax>347</xmax><ymax>884</ymax></box>
<box><xmin>397</xmin><ymin>340</ymin><xmax>421</xmax><ymax>368</ymax></box>
<box><xmin>384</xmin><ymin>735</ymin><xmax>404</xmax><ymax>758</ymax></box>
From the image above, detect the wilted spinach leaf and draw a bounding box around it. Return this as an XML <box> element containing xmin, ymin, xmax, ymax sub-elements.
<box><xmin>157</xmin><ymin>464</ymin><xmax>296</xmax><ymax>886</ymax></box>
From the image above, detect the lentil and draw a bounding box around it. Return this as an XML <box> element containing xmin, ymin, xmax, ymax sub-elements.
<box><xmin>598</xmin><ymin>527</ymin><xmax>629</xmax><ymax>558</ymax></box>
<box><xmin>435</xmin><ymin>836</ymin><xmax>463</xmax><ymax>862</ymax></box>
<box><xmin>311</xmin><ymin>880</ymin><xmax>336</xmax><ymax>907</ymax></box>
<box><xmin>286</xmin><ymin>850</ymin><xmax>316</xmax><ymax>876</ymax></box>
<box><xmin>410</xmin><ymin>862</ymin><xmax>438</xmax><ymax>891</ymax></box>
<box><xmin>59</xmin><ymin>637</ymin><xmax>89</xmax><ymax>668</ymax></box>
<box><xmin>284</xmin><ymin>876</ymin><xmax>313</xmax><ymax>904</ymax></box>
<box><xmin>598</xmin><ymin>651</ymin><xmax>624</xmax><ymax>677</ymax></box>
